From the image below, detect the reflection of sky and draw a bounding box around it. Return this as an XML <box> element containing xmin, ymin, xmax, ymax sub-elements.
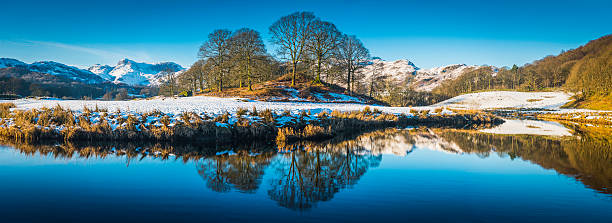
<box><xmin>0</xmin><ymin>145</ymin><xmax>610</xmax><ymax>222</ymax></box>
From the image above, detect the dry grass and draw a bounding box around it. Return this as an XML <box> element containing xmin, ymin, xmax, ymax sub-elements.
<box><xmin>0</xmin><ymin>105</ymin><xmax>503</xmax><ymax>145</ymax></box>
<box><xmin>536</xmin><ymin>112</ymin><xmax>612</xmax><ymax>126</ymax></box>
<box><xmin>0</xmin><ymin>102</ymin><xmax>16</xmax><ymax>118</ymax></box>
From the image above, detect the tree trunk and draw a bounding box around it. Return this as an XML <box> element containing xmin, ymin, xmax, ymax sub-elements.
<box><xmin>291</xmin><ymin>61</ymin><xmax>297</xmax><ymax>86</ymax></box>
<box><xmin>346</xmin><ymin>68</ymin><xmax>351</xmax><ymax>94</ymax></box>
<box><xmin>315</xmin><ymin>55</ymin><xmax>322</xmax><ymax>84</ymax></box>
<box><xmin>247</xmin><ymin>55</ymin><xmax>252</xmax><ymax>91</ymax></box>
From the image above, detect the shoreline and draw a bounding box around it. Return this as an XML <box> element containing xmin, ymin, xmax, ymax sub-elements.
<box><xmin>0</xmin><ymin>103</ymin><xmax>504</xmax><ymax>143</ymax></box>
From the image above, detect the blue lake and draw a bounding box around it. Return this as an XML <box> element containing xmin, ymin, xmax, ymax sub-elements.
<box><xmin>0</xmin><ymin>127</ymin><xmax>610</xmax><ymax>222</ymax></box>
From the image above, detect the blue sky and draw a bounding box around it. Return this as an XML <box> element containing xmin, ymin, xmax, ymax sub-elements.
<box><xmin>0</xmin><ymin>0</ymin><xmax>610</xmax><ymax>68</ymax></box>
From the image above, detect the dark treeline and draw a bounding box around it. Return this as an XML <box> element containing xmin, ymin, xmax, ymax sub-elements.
<box><xmin>162</xmin><ymin>11</ymin><xmax>372</xmax><ymax>97</ymax></box>
<box><xmin>432</xmin><ymin>35</ymin><xmax>612</xmax><ymax>106</ymax></box>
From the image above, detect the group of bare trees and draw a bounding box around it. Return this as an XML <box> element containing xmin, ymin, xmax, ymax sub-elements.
<box><xmin>163</xmin><ymin>11</ymin><xmax>370</xmax><ymax>96</ymax></box>
<box><xmin>269</xmin><ymin>11</ymin><xmax>371</xmax><ymax>92</ymax></box>
<box><xmin>159</xmin><ymin>28</ymin><xmax>277</xmax><ymax>96</ymax></box>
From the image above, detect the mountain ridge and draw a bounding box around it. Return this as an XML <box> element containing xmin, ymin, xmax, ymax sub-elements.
<box><xmin>0</xmin><ymin>58</ymin><xmax>185</xmax><ymax>86</ymax></box>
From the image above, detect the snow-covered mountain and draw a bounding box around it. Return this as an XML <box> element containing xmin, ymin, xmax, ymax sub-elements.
<box><xmin>411</xmin><ymin>64</ymin><xmax>482</xmax><ymax>91</ymax></box>
<box><xmin>0</xmin><ymin>58</ymin><xmax>105</xmax><ymax>84</ymax></box>
<box><xmin>359</xmin><ymin>58</ymin><xmax>420</xmax><ymax>86</ymax></box>
<box><xmin>87</xmin><ymin>59</ymin><xmax>185</xmax><ymax>86</ymax></box>
<box><xmin>358</xmin><ymin>58</ymin><xmax>485</xmax><ymax>92</ymax></box>
<box><xmin>1</xmin><ymin>58</ymin><xmax>185</xmax><ymax>86</ymax></box>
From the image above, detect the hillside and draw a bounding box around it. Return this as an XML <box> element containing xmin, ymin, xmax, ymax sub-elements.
<box><xmin>0</xmin><ymin>66</ymin><xmax>108</xmax><ymax>99</ymax></box>
<box><xmin>200</xmin><ymin>74</ymin><xmax>384</xmax><ymax>105</ymax></box>
<box><xmin>431</xmin><ymin>34</ymin><xmax>612</xmax><ymax>110</ymax></box>
<box><xmin>0</xmin><ymin>58</ymin><xmax>187</xmax><ymax>99</ymax></box>
<box><xmin>357</xmin><ymin>58</ymin><xmax>485</xmax><ymax>92</ymax></box>
<box><xmin>87</xmin><ymin>59</ymin><xmax>185</xmax><ymax>86</ymax></box>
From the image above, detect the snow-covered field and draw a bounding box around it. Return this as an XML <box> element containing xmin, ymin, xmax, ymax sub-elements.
<box><xmin>2</xmin><ymin>91</ymin><xmax>602</xmax><ymax>116</ymax></box>
<box><xmin>434</xmin><ymin>91</ymin><xmax>572</xmax><ymax>110</ymax></box>
<box><xmin>4</xmin><ymin>96</ymin><xmax>440</xmax><ymax>116</ymax></box>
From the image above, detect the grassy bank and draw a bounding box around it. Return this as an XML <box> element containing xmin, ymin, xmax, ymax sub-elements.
<box><xmin>535</xmin><ymin>112</ymin><xmax>612</xmax><ymax>126</ymax></box>
<box><xmin>0</xmin><ymin>102</ymin><xmax>503</xmax><ymax>144</ymax></box>
<box><xmin>562</xmin><ymin>93</ymin><xmax>612</xmax><ymax>110</ymax></box>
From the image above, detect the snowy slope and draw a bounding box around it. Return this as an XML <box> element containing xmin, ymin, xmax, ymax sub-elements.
<box><xmin>88</xmin><ymin>59</ymin><xmax>185</xmax><ymax>86</ymax></box>
<box><xmin>359</xmin><ymin>58</ymin><xmax>419</xmax><ymax>86</ymax></box>
<box><xmin>87</xmin><ymin>64</ymin><xmax>114</xmax><ymax>81</ymax></box>
<box><xmin>1</xmin><ymin>58</ymin><xmax>105</xmax><ymax>84</ymax></box>
<box><xmin>357</xmin><ymin>59</ymin><xmax>484</xmax><ymax>92</ymax></box>
<box><xmin>411</xmin><ymin>64</ymin><xmax>485</xmax><ymax>91</ymax></box>
<box><xmin>434</xmin><ymin>91</ymin><xmax>572</xmax><ymax>109</ymax></box>
<box><xmin>28</xmin><ymin>61</ymin><xmax>106</xmax><ymax>84</ymax></box>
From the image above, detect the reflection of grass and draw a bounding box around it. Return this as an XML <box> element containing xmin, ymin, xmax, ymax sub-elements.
<box><xmin>526</xmin><ymin>125</ymin><xmax>540</xmax><ymax>128</ymax></box>
<box><xmin>527</xmin><ymin>99</ymin><xmax>543</xmax><ymax>102</ymax></box>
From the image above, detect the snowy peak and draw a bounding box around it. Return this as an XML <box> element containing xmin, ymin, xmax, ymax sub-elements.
<box><xmin>87</xmin><ymin>64</ymin><xmax>114</xmax><ymax>80</ymax></box>
<box><xmin>88</xmin><ymin>59</ymin><xmax>185</xmax><ymax>86</ymax></box>
<box><xmin>411</xmin><ymin>64</ymin><xmax>482</xmax><ymax>91</ymax></box>
<box><xmin>358</xmin><ymin>58</ymin><xmax>486</xmax><ymax>92</ymax></box>
<box><xmin>360</xmin><ymin>58</ymin><xmax>420</xmax><ymax>86</ymax></box>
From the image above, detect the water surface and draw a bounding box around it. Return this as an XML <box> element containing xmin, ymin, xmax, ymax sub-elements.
<box><xmin>0</xmin><ymin>123</ymin><xmax>610</xmax><ymax>222</ymax></box>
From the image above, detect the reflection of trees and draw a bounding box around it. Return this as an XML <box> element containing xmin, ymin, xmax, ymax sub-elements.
<box><xmin>196</xmin><ymin>151</ymin><xmax>275</xmax><ymax>193</ymax></box>
<box><xmin>268</xmin><ymin>143</ymin><xmax>381</xmax><ymax>210</ymax></box>
<box><xmin>432</xmin><ymin>126</ymin><xmax>612</xmax><ymax>195</ymax></box>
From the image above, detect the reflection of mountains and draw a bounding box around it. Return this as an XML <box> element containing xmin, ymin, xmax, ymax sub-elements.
<box><xmin>3</xmin><ymin>124</ymin><xmax>611</xmax><ymax>209</ymax></box>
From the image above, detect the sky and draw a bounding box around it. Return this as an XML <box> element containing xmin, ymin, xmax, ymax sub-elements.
<box><xmin>0</xmin><ymin>0</ymin><xmax>610</xmax><ymax>69</ymax></box>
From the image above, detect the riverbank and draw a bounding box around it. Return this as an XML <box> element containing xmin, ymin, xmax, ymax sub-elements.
<box><xmin>0</xmin><ymin>102</ymin><xmax>504</xmax><ymax>143</ymax></box>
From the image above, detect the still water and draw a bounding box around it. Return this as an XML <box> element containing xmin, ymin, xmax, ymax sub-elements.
<box><xmin>0</xmin><ymin>123</ymin><xmax>610</xmax><ymax>222</ymax></box>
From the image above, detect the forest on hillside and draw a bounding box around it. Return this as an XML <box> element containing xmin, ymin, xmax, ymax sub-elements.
<box><xmin>432</xmin><ymin>35</ymin><xmax>612</xmax><ymax>108</ymax></box>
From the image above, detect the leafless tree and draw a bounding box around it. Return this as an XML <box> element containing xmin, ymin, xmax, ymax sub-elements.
<box><xmin>335</xmin><ymin>34</ymin><xmax>370</xmax><ymax>94</ymax></box>
<box><xmin>229</xmin><ymin>28</ymin><xmax>267</xmax><ymax>91</ymax></box>
<box><xmin>199</xmin><ymin>29</ymin><xmax>232</xmax><ymax>92</ymax></box>
<box><xmin>269</xmin><ymin>11</ymin><xmax>316</xmax><ymax>86</ymax></box>
<box><xmin>307</xmin><ymin>19</ymin><xmax>342</xmax><ymax>84</ymax></box>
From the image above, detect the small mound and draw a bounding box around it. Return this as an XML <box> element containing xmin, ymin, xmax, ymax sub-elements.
<box><xmin>200</xmin><ymin>74</ymin><xmax>385</xmax><ymax>105</ymax></box>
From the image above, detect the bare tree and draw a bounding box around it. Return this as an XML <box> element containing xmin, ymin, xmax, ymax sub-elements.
<box><xmin>269</xmin><ymin>11</ymin><xmax>316</xmax><ymax>86</ymax></box>
<box><xmin>335</xmin><ymin>35</ymin><xmax>370</xmax><ymax>94</ymax></box>
<box><xmin>307</xmin><ymin>19</ymin><xmax>341</xmax><ymax>84</ymax></box>
<box><xmin>160</xmin><ymin>68</ymin><xmax>177</xmax><ymax>96</ymax></box>
<box><xmin>229</xmin><ymin>28</ymin><xmax>267</xmax><ymax>91</ymax></box>
<box><xmin>199</xmin><ymin>29</ymin><xmax>232</xmax><ymax>92</ymax></box>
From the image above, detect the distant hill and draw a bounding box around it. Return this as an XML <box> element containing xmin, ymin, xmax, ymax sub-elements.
<box><xmin>87</xmin><ymin>59</ymin><xmax>185</xmax><ymax>86</ymax></box>
<box><xmin>0</xmin><ymin>66</ymin><xmax>108</xmax><ymax>99</ymax></box>
<box><xmin>0</xmin><ymin>58</ymin><xmax>186</xmax><ymax>99</ymax></box>
<box><xmin>0</xmin><ymin>58</ymin><xmax>105</xmax><ymax>84</ymax></box>
<box><xmin>356</xmin><ymin>58</ymin><xmax>486</xmax><ymax>92</ymax></box>
<box><xmin>429</xmin><ymin>34</ymin><xmax>612</xmax><ymax>109</ymax></box>
<box><xmin>0</xmin><ymin>58</ymin><xmax>185</xmax><ymax>87</ymax></box>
